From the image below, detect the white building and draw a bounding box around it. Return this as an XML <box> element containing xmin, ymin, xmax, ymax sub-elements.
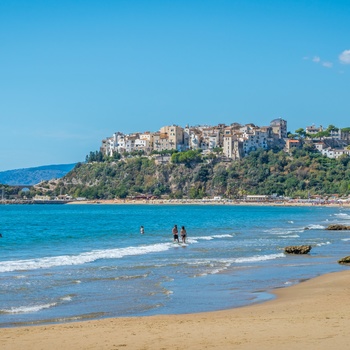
<box><xmin>134</xmin><ymin>138</ymin><xmax>150</xmax><ymax>152</ymax></box>
<box><xmin>321</xmin><ymin>148</ymin><xmax>350</xmax><ymax>159</ymax></box>
<box><xmin>242</xmin><ymin>128</ymin><xmax>269</xmax><ymax>156</ymax></box>
<box><xmin>208</xmin><ymin>132</ymin><xmax>220</xmax><ymax>149</ymax></box>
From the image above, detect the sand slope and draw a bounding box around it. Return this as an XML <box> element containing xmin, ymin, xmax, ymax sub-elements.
<box><xmin>2</xmin><ymin>271</ymin><xmax>350</xmax><ymax>350</ymax></box>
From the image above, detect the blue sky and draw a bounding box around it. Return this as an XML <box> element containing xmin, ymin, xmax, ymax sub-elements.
<box><xmin>1</xmin><ymin>0</ymin><xmax>349</xmax><ymax>171</ymax></box>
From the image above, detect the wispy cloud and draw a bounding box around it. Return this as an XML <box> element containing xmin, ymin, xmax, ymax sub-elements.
<box><xmin>339</xmin><ymin>50</ymin><xmax>350</xmax><ymax>64</ymax></box>
<box><xmin>303</xmin><ymin>55</ymin><xmax>334</xmax><ymax>69</ymax></box>
<box><xmin>322</xmin><ymin>61</ymin><xmax>333</xmax><ymax>68</ymax></box>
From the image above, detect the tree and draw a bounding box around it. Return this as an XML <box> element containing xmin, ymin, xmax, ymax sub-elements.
<box><xmin>314</xmin><ymin>130</ymin><xmax>330</xmax><ymax>140</ymax></box>
<box><xmin>326</xmin><ymin>124</ymin><xmax>339</xmax><ymax>133</ymax></box>
<box><xmin>295</xmin><ymin>128</ymin><xmax>306</xmax><ymax>139</ymax></box>
<box><xmin>287</xmin><ymin>132</ymin><xmax>297</xmax><ymax>139</ymax></box>
<box><xmin>171</xmin><ymin>150</ymin><xmax>202</xmax><ymax>164</ymax></box>
<box><xmin>212</xmin><ymin>147</ymin><xmax>223</xmax><ymax>154</ymax></box>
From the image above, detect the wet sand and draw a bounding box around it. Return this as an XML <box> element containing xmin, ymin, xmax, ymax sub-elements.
<box><xmin>2</xmin><ymin>270</ymin><xmax>350</xmax><ymax>350</ymax></box>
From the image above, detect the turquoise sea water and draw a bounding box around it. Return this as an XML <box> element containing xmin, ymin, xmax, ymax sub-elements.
<box><xmin>1</xmin><ymin>204</ymin><xmax>350</xmax><ymax>327</ymax></box>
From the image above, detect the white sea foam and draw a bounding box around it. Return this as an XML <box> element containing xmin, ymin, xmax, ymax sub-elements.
<box><xmin>60</xmin><ymin>295</ymin><xmax>73</xmax><ymax>302</ymax></box>
<box><xmin>194</xmin><ymin>263</ymin><xmax>230</xmax><ymax>277</ymax></box>
<box><xmin>316</xmin><ymin>242</ymin><xmax>331</xmax><ymax>246</ymax></box>
<box><xmin>0</xmin><ymin>234</ymin><xmax>232</xmax><ymax>273</ymax></box>
<box><xmin>307</xmin><ymin>224</ymin><xmax>326</xmax><ymax>229</ymax></box>
<box><xmin>187</xmin><ymin>235</ymin><xmax>220</xmax><ymax>243</ymax></box>
<box><xmin>266</xmin><ymin>228</ymin><xmax>304</xmax><ymax>235</ymax></box>
<box><xmin>334</xmin><ymin>213</ymin><xmax>350</xmax><ymax>220</ymax></box>
<box><xmin>288</xmin><ymin>221</ymin><xmax>294</xmax><ymax>224</ymax></box>
<box><xmin>212</xmin><ymin>234</ymin><xmax>234</xmax><ymax>238</ymax></box>
<box><xmin>234</xmin><ymin>253</ymin><xmax>285</xmax><ymax>263</ymax></box>
<box><xmin>188</xmin><ymin>254</ymin><xmax>284</xmax><ymax>269</ymax></box>
<box><xmin>0</xmin><ymin>243</ymin><xmax>172</xmax><ymax>273</ymax></box>
<box><xmin>0</xmin><ymin>302</ymin><xmax>57</xmax><ymax>314</ymax></box>
<box><xmin>195</xmin><ymin>236</ymin><xmax>214</xmax><ymax>240</ymax></box>
<box><xmin>341</xmin><ymin>238</ymin><xmax>350</xmax><ymax>241</ymax></box>
<box><xmin>210</xmin><ymin>266</ymin><xmax>228</xmax><ymax>275</ymax></box>
<box><xmin>279</xmin><ymin>235</ymin><xmax>300</xmax><ymax>238</ymax></box>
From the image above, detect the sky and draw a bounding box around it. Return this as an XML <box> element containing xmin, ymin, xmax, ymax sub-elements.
<box><xmin>1</xmin><ymin>0</ymin><xmax>349</xmax><ymax>171</ymax></box>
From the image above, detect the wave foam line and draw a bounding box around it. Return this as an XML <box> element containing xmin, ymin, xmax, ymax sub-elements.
<box><xmin>235</xmin><ymin>253</ymin><xmax>285</xmax><ymax>263</ymax></box>
<box><xmin>279</xmin><ymin>235</ymin><xmax>300</xmax><ymax>238</ymax></box>
<box><xmin>0</xmin><ymin>243</ymin><xmax>171</xmax><ymax>273</ymax></box>
<box><xmin>187</xmin><ymin>253</ymin><xmax>285</xmax><ymax>267</ymax></box>
<box><xmin>0</xmin><ymin>302</ymin><xmax>57</xmax><ymax>314</ymax></box>
<box><xmin>187</xmin><ymin>234</ymin><xmax>232</xmax><ymax>243</ymax></box>
<box><xmin>212</xmin><ymin>234</ymin><xmax>234</xmax><ymax>238</ymax></box>
<box><xmin>334</xmin><ymin>213</ymin><xmax>350</xmax><ymax>219</ymax></box>
<box><xmin>264</xmin><ymin>228</ymin><xmax>304</xmax><ymax>235</ymax></box>
<box><xmin>0</xmin><ymin>234</ymin><xmax>239</xmax><ymax>273</ymax></box>
<box><xmin>307</xmin><ymin>224</ymin><xmax>326</xmax><ymax>229</ymax></box>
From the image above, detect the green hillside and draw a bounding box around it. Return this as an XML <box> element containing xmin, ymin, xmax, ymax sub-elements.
<box><xmin>33</xmin><ymin>145</ymin><xmax>350</xmax><ymax>199</ymax></box>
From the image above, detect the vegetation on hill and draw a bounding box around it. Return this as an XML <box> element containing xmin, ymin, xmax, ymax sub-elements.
<box><xmin>31</xmin><ymin>144</ymin><xmax>350</xmax><ymax>200</ymax></box>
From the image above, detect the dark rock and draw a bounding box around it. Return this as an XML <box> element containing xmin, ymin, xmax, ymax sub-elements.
<box><xmin>338</xmin><ymin>256</ymin><xmax>350</xmax><ymax>265</ymax></box>
<box><xmin>284</xmin><ymin>245</ymin><xmax>312</xmax><ymax>254</ymax></box>
<box><xmin>304</xmin><ymin>227</ymin><xmax>310</xmax><ymax>230</ymax></box>
<box><xmin>326</xmin><ymin>224</ymin><xmax>350</xmax><ymax>230</ymax></box>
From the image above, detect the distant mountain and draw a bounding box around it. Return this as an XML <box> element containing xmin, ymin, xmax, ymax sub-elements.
<box><xmin>0</xmin><ymin>163</ymin><xmax>77</xmax><ymax>186</ymax></box>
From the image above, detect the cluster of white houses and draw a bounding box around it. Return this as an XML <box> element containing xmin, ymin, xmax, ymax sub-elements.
<box><xmin>101</xmin><ymin>119</ymin><xmax>287</xmax><ymax>159</ymax></box>
<box><xmin>100</xmin><ymin>119</ymin><xmax>350</xmax><ymax>160</ymax></box>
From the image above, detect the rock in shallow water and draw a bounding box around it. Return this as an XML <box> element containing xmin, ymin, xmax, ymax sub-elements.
<box><xmin>338</xmin><ymin>256</ymin><xmax>350</xmax><ymax>265</ymax></box>
<box><xmin>326</xmin><ymin>224</ymin><xmax>350</xmax><ymax>230</ymax></box>
<box><xmin>284</xmin><ymin>245</ymin><xmax>312</xmax><ymax>254</ymax></box>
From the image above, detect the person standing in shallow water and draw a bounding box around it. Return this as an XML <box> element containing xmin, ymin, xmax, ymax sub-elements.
<box><xmin>180</xmin><ymin>226</ymin><xmax>187</xmax><ymax>243</ymax></box>
<box><xmin>140</xmin><ymin>226</ymin><xmax>144</xmax><ymax>234</ymax></box>
<box><xmin>172</xmin><ymin>224</ymin><xmax>179</xmax><ymax>243</ymax></box>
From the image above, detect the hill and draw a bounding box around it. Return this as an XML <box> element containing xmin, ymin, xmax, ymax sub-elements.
<box><xmin>33</xmin><ymin>146</ymin><xmax>350</xmax><ymax>199</ymax></box>
<box><xmin>0</xmin><ymin>163</ymin><xmax>77</xmax><ymax>186</ymax></box>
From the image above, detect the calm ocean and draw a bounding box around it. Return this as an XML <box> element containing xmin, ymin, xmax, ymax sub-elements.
<box><xmin>1</xmin><ymin>204</ymin><xmax>350</xmax><ymax>327</ymax></box>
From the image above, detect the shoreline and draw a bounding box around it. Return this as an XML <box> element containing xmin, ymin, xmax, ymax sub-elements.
<box><xmin>66</xmin><ymin>198</ymin><xmax>350</xmax><ymax>207</ymax></box>
<box><xmin>2</xmin><ymin>198</ymin><xmax>350</xmax><ymax>207</ymax></box>
<box><xmin>2</xmin><ymin>270</ymin><xmax>350</xmax><ymax>349</ymax></box>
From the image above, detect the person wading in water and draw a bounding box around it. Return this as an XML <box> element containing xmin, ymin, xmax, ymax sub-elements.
<box><xmin>172</xmin><ymin>224</ymin><xmax>179</xmax><ymax>243</ymax></box>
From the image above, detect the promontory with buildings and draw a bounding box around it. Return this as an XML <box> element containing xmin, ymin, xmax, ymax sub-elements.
<box><xmin>3</xmin><ymin>118</ymin><xmax>350</xmax><ymax>203</ymax></box>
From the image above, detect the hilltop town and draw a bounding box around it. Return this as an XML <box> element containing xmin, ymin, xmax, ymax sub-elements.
<box><xmin>3</xmin><ymin>119</ymin><xmax>350</xmax><ymax>204</ymax></box>
<box><xmin>100</xmin><ymin>119</ymin><xmax>350</xmax><ymax>161</ymax></box>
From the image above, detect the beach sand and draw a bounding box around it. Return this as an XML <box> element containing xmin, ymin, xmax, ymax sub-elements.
<box><xmin>67</xmin><ymin>198</ymin><xmax>350</xmax><ymax>207</ymax></box>
<box><xmin>2</xmin><ymin>270</ymin><xmax>350</xmax><ymax>350</ymax></box>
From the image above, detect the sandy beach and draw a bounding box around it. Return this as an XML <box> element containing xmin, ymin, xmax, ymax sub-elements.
<box><xmin>67</xmin><ymin>198</ymin><xmax>350</xmax><ymax>207</ymax></box>
<box><xmin>2</xmin><ymin>270</ymin><xmax>350</xmax><ymax>350</ymax></box>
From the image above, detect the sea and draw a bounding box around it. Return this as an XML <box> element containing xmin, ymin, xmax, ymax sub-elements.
<box><xmin>1</xmin><ymin>204</ymin><xmax>350</xmax><ymax>328</ymax></box>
